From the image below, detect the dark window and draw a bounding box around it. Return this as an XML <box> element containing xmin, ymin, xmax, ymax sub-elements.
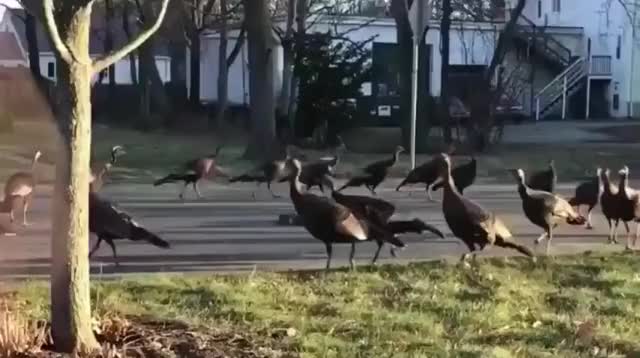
<box><xmin>613</xmin><ymin>94</ymin><xmax>619</xmax><ymax>110</ymax></box>
<box><xmin>587</xmin><ymin>38</ymin><xmax>591</xmax><ymax>55</ymax></box>
<box><xmin>537</xmin><ymin>0</ymin><xmax>542</xmax><ymax>17</ymax></box>
<box><xmin>617</xmin><ymin>35</ymin><xmax>622</xmax><ymax>59</ymax></box>
<box><xmin>47</xmin><ymin>61</ymin><xmax>55</xmax><ymax>78</ymax></box>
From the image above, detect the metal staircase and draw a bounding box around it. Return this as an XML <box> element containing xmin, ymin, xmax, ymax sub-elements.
<box><xmin>514</xmin><ymin>14</ymin><xmax>589</xmax><ymax>120</ymax></box>
<box><xmin>515</xmin><ymin>14</ymin><xmax>573</xmax><ymax>68</ymax></box>
<box><xmin>534</xmin><ymin>57</ymin><xmax>587</xmax><ymax>120</ymax></box>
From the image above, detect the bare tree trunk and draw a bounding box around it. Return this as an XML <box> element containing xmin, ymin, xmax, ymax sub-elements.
<box><xmin>214</xmin><ymin>25</ymin><xmax>246</xmax><ymax>126</ymax></box>
<box><xmin>243</xmin><ymin>0</ymin><xmax>276</xmax><ymax>160</ymax></box>
<box><xmin>390</xmin><ymin>0</ymin><xmax>413</xmax><ymax>148</ymax></box>
<box><xmin>289</xmin><ymin>0</ymin><xmax>307</xmax><ymax>129</ymax></box>
<box><xmin>440</xmin><ymin>0</ymin><xmax>453</xmax><ymax>144</ymax></box>
<box><xmin>21</xmin><ymin>0</ymin><xmax>169</xmax><ymax>353</ymax></box>
<box><xmin>471</xmin><ymin>0</ymin><xmax>526</xmax><ymax>151</ymax></box>
<box><xmin>136</xmin><ymin>0</ymin><xmax>170</xmax><ymax>124</ymax></box>
<box><xmin>214</xmin><ymin>0</ymin><xmax>229</xmax><ymax>125</ymax></box>
<box><xmin>47</xmin><ymin>3</ymin><xmax>99</xmax><ymax>354</ymax></box>
<box><xmin>121</xmin><ymin>2</ymin><xmax>138</xmax><ymax>85</ymax></box>
<box><xmin>188</xmin><ymin>30</ymin><xmax>201</xmax><ymax>107</ymax></box>
<box><xmin>277</xmin><ymin>0</ymin><xmax>296</xmax><ymax>117</ymax></box>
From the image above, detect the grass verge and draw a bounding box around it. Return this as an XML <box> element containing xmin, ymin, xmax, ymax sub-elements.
<box><xmin>4</xmin><ymin>252</ymin><xmax>640</xmax><ymax>357</ymax></box>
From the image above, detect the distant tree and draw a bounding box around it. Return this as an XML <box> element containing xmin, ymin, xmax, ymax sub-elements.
<box><xmin>469</xmin><ymin>0</ymin><xmax>526</xmax><ymax>151</ymax></box>
<box><xmin>243</xmin><ymin>0</ymin><xmax>277</xmax><ymax>160</ymax></box>
<box><xmin>21</xmin><ymin>0</ymin><xmax>169</xmax><ymax>353</ymax></box>
<box><xmin>294</xmin><ymin>32</ymin><xmax>372</xmax><ymax>146</ymax></box>
<box><xmin>134</xmin><ymin>0</ymin><xmax>171</xmax><ymax>126</ymax></box>
<box><xmin>183</xmin><ymin>0</ymin><xmax>217</xmax><ymax>108</ymax></box>
<box><xmin>440</xmin><ymin>0</ymin><xmax>453</xmax><ymax>144</ymax></box>
<box><xmin>213</xmin><ymin>1</ymin><xmax>246</xmax><ymax>125</ymax></box>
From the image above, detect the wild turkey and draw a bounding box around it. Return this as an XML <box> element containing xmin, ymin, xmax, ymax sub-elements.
<box><xmin>2</xmin><ymin>150</ymin><xmax>42</xmax><ymax>226</ymax></box>
<box><xmin>431</xmin><ymin>156</ymin><xmax>477</xmax><ymax>195</ymax></box>
<box><xmin>90</xmin><ymin>145</ymin><xmax>126</xmax><ymax>193</ymax></box>
<box><xmin>298</xmin><ymin>155</ymin><xmax>339</xmax><ymax>193</ymax></box>
<box><xmin>615</xmin><ymin>166</ymin><xmax>640</xmax><ymax>250</ymax></box>
<box><xmin>435</xmin><ymin>153</ymin><xmax>533</xmax><ymax>262</ymax></box>
<box><xmin>229</xmin><ymin>150</ymin><xmax>293</xmax><ymax>199</ymax></box>
<box><xmin>395</xmin><ymin>158</ymin><xmax>440</xmax><ymax>201</ymax></box>
<box><xmin>337</xmin><ymin>146</ymin><xmax>404</xmax><ymax>195</ymax></box>
<box><xmin>527</xmin><ymin>159</ymin><xmax>557</xmax><ymax>193</ymax></box>
<box><xmin>154</xmin><ymin>145</ymin><xmax>224</xmax><ymax>199</ymax></box>
<box><xmin>599</xmin><ymin>168</ymin><xmax>621</xmax><ymax>244</ymax></box>
<box><xmin>285</xmin><ymin>158</ymin><xmax>395</xmax><ymax>270</ymax></box>
<box><xmin>511</xmin><ymin>169</ymin><xmax>586</xmax><ymax>255</ymax></box>
<box><xmin>568</xmin><ymin>168</ymin><xmax>602</xmax><ymax>229</ymax></box>
<box><xmin>89</xmin><ymin>192</ymin><xmax>170</xmax><ymax>266</ymax></box>
<box><xmin>332</xmin><ymin>190</ymin><xmax>443</xmax><ymax>263</ymax></box>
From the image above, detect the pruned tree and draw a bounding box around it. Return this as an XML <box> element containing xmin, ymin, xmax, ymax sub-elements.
<box><xmin>213</xmin><ymin>1</ymin><xmax>246</xmax><ymax>125</ymax></box>
<box><xmin>21</xmin><ymin>0</ymin><xmax>169</xmax><ymax>353</ymax></box>
<box><xmin>468</xmin><ymin>0</ymin><xmax>526</xmax><ymax>151</ymax></box>
<box><xmin>243</xmin><ymin>0</ymin><xmax>277</xmax><ymax>160</ymax></box>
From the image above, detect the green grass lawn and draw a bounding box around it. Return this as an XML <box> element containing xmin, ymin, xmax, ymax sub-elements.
<box><xmin>7</xmin><ymin>253</ymin><xmax>640</xmax><ymax>357</ymax></box>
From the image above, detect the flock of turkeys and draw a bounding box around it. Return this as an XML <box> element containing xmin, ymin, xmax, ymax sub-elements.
<box><xmin>1</xmin><ymin>144</ymin><xmax>636</xmax><ymax>270</ymax></box>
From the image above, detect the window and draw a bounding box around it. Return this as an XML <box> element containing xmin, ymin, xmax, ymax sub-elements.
<box><xmin>537</xmin><ymin>0</ymin><xmax>542</xmax><ymax>17</ymax></box>
<box><xmin>616</xmin><ymin>35</ymin><xmax>621</xmax><ymax>59</ymax></box>
<box><xmin>47</xmin><ymin>61</ymin><xmax>55</xmax><ymax>78</ymax></box>
<box><xmin>552</xmin><ymin>0</ymin><xmax>560</xmax><ymax>12</ymax></box>
<box><xmin>587</xmin><ymin>38</ymin><xmax>591</xmax><ymax>55</ymax></box>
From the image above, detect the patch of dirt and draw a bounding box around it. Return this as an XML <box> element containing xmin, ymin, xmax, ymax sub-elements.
<box><xmin>21</xmin><ymin>317</ymin><xmax>298</xmax><ymax>358</ymax></box>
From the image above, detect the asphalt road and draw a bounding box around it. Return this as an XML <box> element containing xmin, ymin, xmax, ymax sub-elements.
<box><xmin>0</xmin><ymin>179</ymin><xmax>629</xmax><ymax>279</ymax></box>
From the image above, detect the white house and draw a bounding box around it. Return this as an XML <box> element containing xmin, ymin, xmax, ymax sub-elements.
<box><xmin>196</xmin><ymin>0</ymin><xmax>640</xmax><ymax>120</ymax></box>
<box><xmin>0</xmin><ymin>5</ymin><xmax>28</xmax><ymax>68</ymax></box>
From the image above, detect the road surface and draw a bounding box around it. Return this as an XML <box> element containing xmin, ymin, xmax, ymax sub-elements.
<box><xmin>0</xmin><ymin>179</ymin><xmax>627</xmax><ymax>279</ymax></box>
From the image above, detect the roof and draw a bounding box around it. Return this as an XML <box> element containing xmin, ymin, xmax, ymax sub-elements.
<box><xmin>8</xmin><ymin>8</ymin><xmax>170</xmax><ymax>57</ymax></box>
<box><xmin>0</xmin><ymin>31</ymin><xmax>24</xmax><ymax>61</ymax></box>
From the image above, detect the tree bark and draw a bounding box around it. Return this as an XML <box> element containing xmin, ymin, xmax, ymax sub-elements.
<box><xmin>213</xmin><ymin>0</ymin><xmax>229</xmax><ymax>125</ymax></box>
<box><xmin>243</xmin><ymin>0</ymin><xmax>276</xmax><ymax>160</ymax></box>
<box><xmin>214</xmin><ymin>24</ymin><xmax>246</xmax><ymax>126</ymax></box>
<box><xmin>390</xmin><ymin>0</ymin><xmax>414</xmax><ymax>148</ymax></box>
<box><xmin>288</xmin><ymin>0</ymin><xmax>307</xmax><ymax>128</ymax></box>
<box><xmin>440</xmin><ymin>0</ymin><xmax>453</xmax><ymax>144</ymax></box>
<box><xmin>47</xmin><ymin>2</ymin><xmax>99</xmax><ymax>353</ymax></box>
<box><xmin>188</xmin><ymin>29</ymin><xmax>201</xmax><ymax>107</ymax></box>
<box><xmin>121</xmin><ymin>2</ymin><xmax>138</xmax><ymax>85</ymax></box>
<box><xmin>277</xmin><ymin>0</ymin><xmax>296</xmax><ymax>117</ymax></box>
<box><xmin>136</xmin><ymin>0</ymin><xmax>170</xmax><ymax>124</ymax></box>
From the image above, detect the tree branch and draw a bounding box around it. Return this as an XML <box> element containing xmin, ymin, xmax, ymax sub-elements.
<box><xmin>42</xmin><ymin>0</ymin><xmax>78</xmax><ymax>64</ymax></box>
<box><xmin>92</xmin><ymin>0</ymin><xmax>170</xmax><ymax>74</ymax></box>
<box><xmin>226</xmin><ymin>22</ymin><xmax>246</xmax><ymax>67</ymax></box>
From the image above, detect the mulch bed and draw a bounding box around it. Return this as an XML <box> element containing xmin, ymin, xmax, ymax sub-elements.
<box><xmin>19</xmin><ymin>318</ymin><xmax>297</xmax><ymax>358</ymax></box>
